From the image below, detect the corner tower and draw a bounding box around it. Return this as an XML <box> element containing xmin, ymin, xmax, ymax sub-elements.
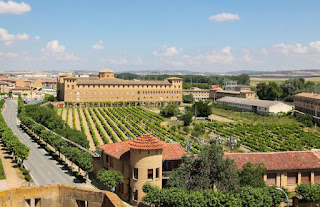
<box><xmin>99</xmin><ymin>68</ymin><xmax>115</xmax><ymax>79</ymax></box>
<box><xmin>128</xmin><ymin>134</ymin><xmax>165</xmax><ymax>205</ymax></box>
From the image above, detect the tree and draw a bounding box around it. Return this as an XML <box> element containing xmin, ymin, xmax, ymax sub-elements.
<box><xmin>192</xmin><ymin>101</ymin><xmax>211</xmax><ymax>117</ymax></box>
<box><xmin>238</xmin><ymin>162</ymin><xmax>266</xmax><ymax>188</ymax></box>
<box><xmin>181</xmin><ymin>111</ymin><xmax>193</xmax><ymax>126</ymax></box>
<box><xmin>167</xmin><ymin>142</ymin><xmax>239</xmax><ymax>193</ymax></box>
<box><xmin>296</xmin><ymin>183</ymin><xmax>320</xmax><ymax>202</ymax></box>
<box><xmin>256</xmin><ymin>82</ymin><xmax>282</xmax><ymax>101</ymax></box>
<box><xmin>160</xmin><ymin>105</ymin><xmax>180</xmax><ymax>118</ymax></box>
<box><xmin>97</xmin><ymin>169</ymin><xmax>124</xmax><ymax>190</ymax></box>
<box><xmin>183</xmin><ymin>94</ymin><xmax>194</xmax><ymax>103</ymax></box>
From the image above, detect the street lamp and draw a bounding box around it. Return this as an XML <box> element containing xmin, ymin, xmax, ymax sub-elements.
<box><xmin>275</xmin><ymin>187</ymin><xmax>289</xmax><ymax>207</ymax></box>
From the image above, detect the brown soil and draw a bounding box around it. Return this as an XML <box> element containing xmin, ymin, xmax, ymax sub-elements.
<box><xmin>79</xmin><ymin>107</ymin><xmax>96</xmax><ymax>151</ymax></box>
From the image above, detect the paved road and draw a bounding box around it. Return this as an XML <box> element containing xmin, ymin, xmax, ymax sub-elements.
<box><xmin>3</xmin><ymin>100</ymin><xmax>84</xmax><ymax>186</ymax></box>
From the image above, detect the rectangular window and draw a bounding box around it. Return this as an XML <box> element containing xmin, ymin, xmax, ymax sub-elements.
<box><xmin>134</xmin><ymin>168</ymin><xmax>138</xmax><ymax>179</ymax></box>
<box><xmin>156</xmin><ymin>168</ymin><xmax>159</xmax><ymax>179</ymax></box>
<box><xmin>315</xmin><ymin>171</ymin><xmax>320</xmax><ymax>183</ymax></box>
<box><xmin>148</xmin><ymin>169</ymin><xmax>153</xmax><ymax>180</ymax></box>
<box><xmin>267</xmin><ymin>173</ymin><xmax>276</xmax><ymax>186</ymax></box>
<box><xmin>133</xmin><ymin>189</ymin><xmax>138</xmax><ymax>201</ymax></box>
<box><xmin>301</xmin><ymin>172</ymin><xmax>311</xmax><ymax>184</ymax></box>
<box><xmin>287</xmin><ymin>172</ymin><xmax>298</xmax><ymax>185</ymax></box>
<box><xmin>72</xmin><ymin>85</ymin><xmax>74</xmax><ymax>89</ymax></box>
<box><xmin>122</xmin><ymin>162</ymin><xmax>124</xmax><ymax>173</ymax></box>
<box><xmin>105</xmin><ymin>154</ymin><xmax>109</xmax><ymax>163</ymax></box>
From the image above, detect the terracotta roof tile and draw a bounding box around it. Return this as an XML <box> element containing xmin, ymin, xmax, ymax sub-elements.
<box><xmin>128</xmin><ymin>134</ymin><xmax>165</xmax><ymax>150</ymax></box>
<box><xmin>225</xmin><ymin>150</ymin><xmax>320</xmax><ymax>171</ymax></box>
<box><xmin>98</xmin><ymin>135</ymin><xmax>185</xmax><ymax>161</ymax></box>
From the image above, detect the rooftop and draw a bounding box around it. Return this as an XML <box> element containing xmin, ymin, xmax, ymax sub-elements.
<box><xmin>225</xmin><ymin>150</ymin><xmax>320</xmax><ymax>171</ymax></box>
<box><xmin>100</xmin><ymin>68</ymin><xmax>114</xmax><ymax>73</ymax></box>
<box><xmin>217</xmin><ymin>96</ymin><xmax>289</xmax><ymax>108</ymax></box>
<box><xmin>295</xmin><ymin>93</ymin><xmax>320</xmax><ymax>100</ymax></box>
<box><xmin>128</xmin><ymin>134</ymin><xmax>166</xmax><ymax>150</ymax></box>
<box><xmin>76</xmin><ymin>78</ymin><xmax>172</xmax><ymax>85</ymax></box>
<box><xmin>98</xmin><ymin>136</ymin><xmax>185</xmax><ymax>161</ymax></box>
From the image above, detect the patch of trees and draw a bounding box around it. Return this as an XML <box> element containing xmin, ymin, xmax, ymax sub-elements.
<box><xmin>143</xmin><ymin>142</ymin><xmax>285</xmax><ymax>207</ymax></box>
<box><xmin>160</xmin><ymin>105</ymin><xmax>180</xmax><ymax>118</ymax></box>
<box><xmin>97</xmin><ymin>169</ymin><xmax>124</xmax><ymax>190</ymax></box>
<box><xmin>182</xmin><ymin>94</ymin><xmax>194</xmax><ymax>103</ymax></box>
<box><xmin>192</xmin><ymin>101</ymin><xmax>211</xmax><ymax>117</ymax></box>
<box><xmin>22</xmin><ymin>103</ymin><xmax>89</xmax><ymax>148</ymax></box>
<box><xmin>296</xmin><ymin>183</ymin><xmax>320</xmax><ymax>202</ymax></box>
<box><xmin>0</xmin><ymin>99</ymin><xmax>30</xmax><ymax>166</ymax></box>
<box><xmin>256</xmin><ymin>78</ymin><xmax>320</xmax><ymax>101</ymax></box>
<box><xmin>294</xmin><ymin>113</ymin><xmax>314</xmax><ymax>127</ymax></box>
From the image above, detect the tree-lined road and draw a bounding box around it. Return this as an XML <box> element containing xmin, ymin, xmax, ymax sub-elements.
<box><xmin>3</xmin><ymin>100</ymin><xmax>83</xmax><ymax>186</ymax></box>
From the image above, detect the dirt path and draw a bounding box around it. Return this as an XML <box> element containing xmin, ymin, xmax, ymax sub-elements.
<box><xmin>68</xmin><ymin>108</ymin><xmax>73</xmax><ymax>128</ymax></box>
<box><xmin>89</xmin><ymin>108</ymin><xmax>110</xmax><ymax>144</ymax></box>
<box><xmin>62</xmin><ymin>107</ymin><xmax>67</xmax><ymax>121</ymax></box>
<box><xmin>208</xmin><ymin>114</ymin><xmax>235</xmax><ymax>123</ymax></box>
<box><xmin>79</xmin><ymin>107</ymin><xmax>96</xmax><ymax>151</ymax></box>
<box><xmin>84</xmin><ymin>108</ymin><xmax>103</xmax><ymax>145</ymax></box>
<box><xmin>102</xmin><ymin>108</ymin><xmax>127</xmax><ymax>141</ymax></box>
<box><xmin>74</xmin><ymin>107</ymin><xmax>81</xmax><ymax>131</ymax></box>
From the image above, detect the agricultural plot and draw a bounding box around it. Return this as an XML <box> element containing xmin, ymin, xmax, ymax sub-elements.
<box><xmin>203</xmin><ymin>122</ymin><xmax>320</xmax><ymax>152</ymax></box>
<box><xmin>59</xmin><ymin>106</ymin><xmax>196</xmax><ymax>152</ymax></box>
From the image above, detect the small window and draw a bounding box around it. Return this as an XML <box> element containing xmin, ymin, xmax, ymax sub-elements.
<box><xmin>133</xmin><ymin>189</ymin><xmax>138</xmax><ymax>201</ymax></box>
<box><xmin>72</xmin><ymin>85</ymin><xmax>74</xmax><ymax>89</ymax></box>
<box><xmin>148</xmin><ymin>169</ymin><xmax>153</xmax><ymax>180</ymax></box>
<box><xmin>134</xmin><ymin>168</ymin><xmax>138</xmax><ymax>179</ymax></box>
<box><xmin>287</xmin><ymin>172</ymin><xmax>298</xmax><ymax>185</ymax></box>
<box><xmin>156</xmin><ymin>168</ymin><xmax>159</xmax><ymax>179</ymax></box>
<box><xmin>105</xmin><ymin>154</ymin><xmax>109</xmax><ymax>163</ymax></box>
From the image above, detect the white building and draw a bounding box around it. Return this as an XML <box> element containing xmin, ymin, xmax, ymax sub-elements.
<box><xmin>182</xmin><ymin>87</ymin><xmax>209</xmax><ymax>102</ymax></box>
<box><xmin>216</xmin><ymin>97</ymin><xmax>293</xmax><ymax>115</ymax></box>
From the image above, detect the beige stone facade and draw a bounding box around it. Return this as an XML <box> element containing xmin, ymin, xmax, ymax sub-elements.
<box><xmin>97</xmin><ymin>134</ymin><xmax>184</xmax><ymax>206</ymax></box>
<box><xmin>57</xmin><ymin>68</ymin><xmax>183</xmax><ymax>104</ymax></box>
<box><xmin>182</xmin><ymin>87</ymin><xmax>209</xmax><ymax>102</ymax></box>
<box><xmin>0</xmin><ymin>184</ymin><xmax>125</xmax><ymax>207</ymax></box>
<box><xmin>209</xmin><ymin>88</ymin><xmax>255</xmax><ymax>101</ymax></box>
<box><xmin>294</xmin><ymin>93</ymin><xmax>320</xmax><ymax>117</ymax></box>
<box><xmin>0</xmin><ymin>81</ymin><xmax>9</xmax><ymax>93</ymax></box>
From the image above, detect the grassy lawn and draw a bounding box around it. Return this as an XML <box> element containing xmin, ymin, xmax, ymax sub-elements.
<box><xmin>211</xmin><ymin>107</ymin><xmax>299</xmax><ymax>125</ymax></box>
<box><xmin>0</xmin><ymin>158</ymin><xmax>6</xmax><ymax>180</ymax></box>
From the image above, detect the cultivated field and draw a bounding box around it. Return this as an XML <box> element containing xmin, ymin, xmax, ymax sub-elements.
<box><xmin>57</xmin><ymin>106</ymin><xmax>194</xmax><ymax>151</ymax></box>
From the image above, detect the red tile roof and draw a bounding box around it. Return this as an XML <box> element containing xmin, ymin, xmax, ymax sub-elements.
<box><xmin>225</xmin><ymin>150</ymin><xmax>320</xmax><ymax>171</ymax></box>
<box><xmin>128</xmin><ymin>134</ymin><xmax>165</xmax><ymax>150</ymax></box>
<box><xmin>98</xmin><ymin>136</ymin><xmax>185</xmax><ymax>161</ymax></box>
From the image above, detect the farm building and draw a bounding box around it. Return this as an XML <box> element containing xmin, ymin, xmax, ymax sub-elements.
<box><xmin>57</xmin><ymin>68</ymin><xmax>183</xmax><ymax>104</ymax></box>
<box><xmin>209</xmin><ymin>88</ymin><xmax>255</xmax><ymax>101</ymax></box>
<box><xmin>294</xmin><ymin>93</ymin><xmax>320</xmax><ymax>117</ymax></box>
<box><xmin>216</xmin><ymin>96</ymin><xmax>293</xmax><ymax>115</ymax></box>
<box><xmin>182</xmin><ymin>87</ymin><xmax>209</xmax><ymax>102</ymax></box>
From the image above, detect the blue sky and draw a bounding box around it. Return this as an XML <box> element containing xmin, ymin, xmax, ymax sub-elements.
<box><xmin>0</xmin><ymin>0</ymin><xmax>320</xmax><ymax>72</ymax></box>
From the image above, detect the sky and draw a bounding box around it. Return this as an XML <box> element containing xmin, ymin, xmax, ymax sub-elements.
<box><xmin>0</xmin><ymin>0</ymin><xmax>320</xmax><ymax>73</ymax></box>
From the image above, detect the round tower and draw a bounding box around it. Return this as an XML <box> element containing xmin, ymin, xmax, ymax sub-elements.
<box><xmin>99</xmin><ymin>68</ymin><xmax>114</xmax><ymax>79</ymax></box>
<box><xmin>128</xmin><ymin>134</ymin><xmax>165</xmax><ymax>205</ymax></box>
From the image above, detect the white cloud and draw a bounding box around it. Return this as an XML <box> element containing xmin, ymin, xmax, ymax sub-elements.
<box><xmin>190</xmin><ymin>46</ymin><xmax>234</xmax><ymax>65</ymax></box>
<box><xmin>242</xmin><ymin>50</ymin><xmax>252</xmax><ymax>62</ymax></box>
<box><xmin>0</xmin><ymin>51</ymin><xmax>18</xmax><ymax>58</ymax></box>
<box><xmin>92</xmin><ymin>40</ymin><xmax>104</xmax><ymax>50</ymax></box>
<box><xmin>41</xmin><ymin>40</ymin><xmax>79</xmax><ymax>61</ymax></box>
<box><xmin>34</xmin><ymin>36</ymin><xmax>40</xmax><ymax>40</ymax></box>
<box><xmin>0</xmin><ymin>1</ymin><xmax>31</xmax><ymax>15</ymax></box>
<box><xmin>108</xmin><ymin>58</ymin><xmax>128</xmax><ymax>65</ymax></box>
<box><xmin>273</xmin><ymin>43</ymin><xmax>308</xmax><ymax>55</ymax></box>
<box><xmin>152</xmin><ymin>46</ymin><xmax>180</xmax><ymax>57</ymax></box>
<box><xmin>209</xmin><ymin>13</ymin><xmax>240</xmax><ymax>22</ymax></box>
<box><xmin>42</xmin><ymin>40</ymin><xmax>65</xmax><ymax>53</ymax></box>
<box><xmin>309</xmin><ymin>41</ymin><xmax>320</xmax><ymax>52</ymax></box>
<box><xmin>169</xmin><ymin>61</ymin><xmax>185</xmax><ymax>67</ymax></box>
<box><xmin>0</xmin><ymin>27</ymin><xmax>29</xmax><ymax>46</ymax></box>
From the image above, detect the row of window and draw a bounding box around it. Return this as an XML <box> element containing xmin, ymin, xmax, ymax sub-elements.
<box><xmin>68</xmin><ymin>96</ymin><xmax>180</xmax><ymax>100</ymax></box>
<box><xmin>133</xmin><ymin>167</ymin><xmax>160</xmax><ymax>180</ymax></box>
<box><xmin>267</xmin><ymin>171</ymin><xmax>320</xmax><ymax>186</ymax></box>
<box><xmin>69</xmin><ymin>90</ymin><xmax>182</xmax><ymax>95</ymax></box>
<box><xmin>66</xmin><ymin>84</ymin><xmax>181</xmax><ymax>89</ymax></box>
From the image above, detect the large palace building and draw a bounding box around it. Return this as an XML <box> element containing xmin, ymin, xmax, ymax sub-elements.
<box><xmin>57</xmin><ymin>68</ymin><xmax>183</xmax><ymax>104</ymax></box>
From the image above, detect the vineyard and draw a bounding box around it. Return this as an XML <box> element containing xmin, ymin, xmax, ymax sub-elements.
<box><xmin>58</xmin><ymin>106</ymin><xmax>197</xmax><ymax>152</ymax></box>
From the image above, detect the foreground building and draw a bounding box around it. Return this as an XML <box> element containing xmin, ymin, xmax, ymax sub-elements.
<box><xmin>0</xmin><ymin>184</ymin><xmax>125</xmax><ymax>207</ymax></box>
<box><xmin>216</xmin><ymin>96</ymin><xmax>293</xmax><ymax>115</ymax></box>
<box><xmin>57</xmin><ymin>68</ymin><xmax>183</xmax><ymax>105</ymax></box>
<box><xmin>182</xmin><ymin>87</ymin><xmax>209</xmax><ymax>102</ymax></box>
<box><xmin>294</xmin><ymin>93</ymin><xmax>320</xmax><ymax>117</ymax></box>
<box><xmin>0</xmin><ymin>81</ymin><xmax>9</xmax><ymax>94</ymax></box>
<box><xmin>225</xmin><ymin>150</ymin><xmax>320</xmax><ymax>192</ymax></box>
<box><xmin>97</xmin><ymin>134</ymin><xmax>185</xmax><ymax>205</ymax></box>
